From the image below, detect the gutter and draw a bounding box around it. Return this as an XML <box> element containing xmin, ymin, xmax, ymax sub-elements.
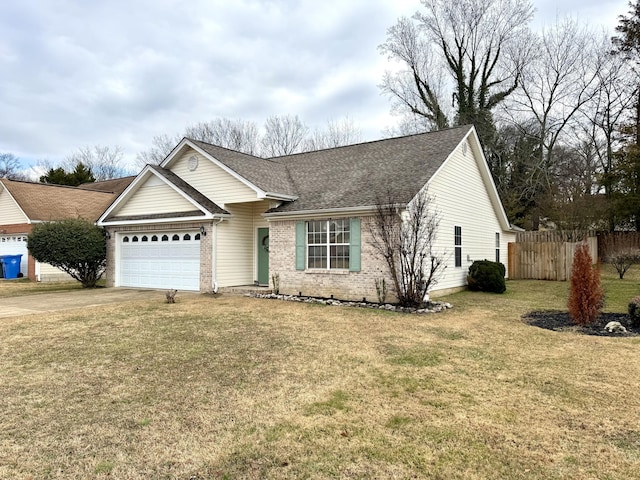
<box><xmin>263</xmin><ymin>205</ymin><xmax>379</xmax><ymax>220</ymax></box>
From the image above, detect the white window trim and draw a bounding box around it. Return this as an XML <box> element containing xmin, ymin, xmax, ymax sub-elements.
<box><xmin>306</xmin><ymin>219</ymin><xmax>350</xmax><ymax>270</ymax></box>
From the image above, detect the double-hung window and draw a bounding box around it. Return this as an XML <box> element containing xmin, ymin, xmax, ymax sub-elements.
<box><xmin>454</xmin><ymin>226</ymin><xmax>462</xmax><ymax>267</ymax></box>
<box><xmin>307</xmin><ymin>219</ymin><xmax>350</xmax><ymax>269</ymax></box>
<box><xmin>495</xmin><ymin>232</ymin><xmax>500</xmax><ymax>263</ymax></box>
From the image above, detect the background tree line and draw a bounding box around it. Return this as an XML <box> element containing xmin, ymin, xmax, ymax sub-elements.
<box><xmin>1</xmin><ymin>115</ymin><xmax>361</xmax><ymax>185</ymax></box>
<box><xmin>380</xmin><ymin>0</ymin><xmax>640</xmax><ymax>232</ymax></box>
<box><xmin>135</xmin><ymin>115</ymin><xmax>362</xmax><ymax>167</ymax></box>
<box><xmin>4</xmin><ymin>0</ymin><xmax>638</xmax><ymax>234</ymax></box>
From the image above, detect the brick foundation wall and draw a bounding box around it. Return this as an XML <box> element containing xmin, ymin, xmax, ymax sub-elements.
<box><xmin>268</xmin><ymin>216</ymin><xmax>397</xmax><ymax>302</ymax></box>
<box><xmin>105</xmin><ymin>221</ymin><xmax>213</xmax><ymax>291</ymax></box>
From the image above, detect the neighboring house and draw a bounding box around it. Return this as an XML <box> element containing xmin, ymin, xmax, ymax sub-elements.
<box><xmin>98</xmin><ymin>125</ymin><xmax>517</xmax><ymax>300</ymax></box>
<box><xmin>0</xmin><ymin>177</ymin><xmax>133</xmax><ymax>281</ymax></box>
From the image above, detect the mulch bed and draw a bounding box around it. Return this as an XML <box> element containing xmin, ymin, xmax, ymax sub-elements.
<box><xmin>522</xmin><ymin>311</ymin><xmax>640</xmax><ymax>337</ymax></box>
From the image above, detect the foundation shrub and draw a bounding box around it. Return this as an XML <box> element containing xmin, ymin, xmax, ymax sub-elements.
<box><xmin>467</xmin><ymin>260</ymin><xmax>506</xmax><ymax>293</ymax></box>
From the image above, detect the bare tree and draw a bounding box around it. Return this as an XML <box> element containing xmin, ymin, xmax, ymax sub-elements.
<box><xmin>136</xmin><ymin>133</ymin><xmax>177</xmax><ymax>167</ymax></box>
<box><xmin>369</xmin><ymin>189</ymin><xmax>445</xmax><ymax>307</ymax></box>
<box><xmin>379</xmin><ymin>16</ymin><xmax>450</xmax><ymax>131</ymax></box>
<box><xmin>184</xmin><ymin>118</ymin><xmax>260</xmax><ymax>155</ymax></box>
<box><xmin>136</xmin><ymin>118</ymin><xmax>261</xmax><ymax>168</ymax></box>
<box><xmin>303</xmin><ymin>117</ymin><xmax>362</xmax><ymax>151</ymax></box>
<box><xmin>137</xmin><ymin>115</ymin><xmax>364</xmax><ymax>166</ymax></box>
<box><xmin>65</xmin><ymin>145</ymin><xmax>132</xmax><ymax>181</ymax></box>
<box><xmin>261</xmin><ymin>114</ymin><xmax>309</xmax><ymax>157</ymax></box>
<box><xmin>0</xmin><ymin>152</ymin><xmax>26</xmax><ymax>180</ymax></box>
<box><xmin>503</xmin><ymin>17</ymin><xmax>601</xmax><ymax>228</ymax></box>
<box><xmin>379</xmin><ymin>0</ymin><xmax>534</xmax><ymax>140</ymax></box>
<box><xmin>599</xmin><ymin>232</ymin><xmax>640</xmax><ymax>279</ymax></box>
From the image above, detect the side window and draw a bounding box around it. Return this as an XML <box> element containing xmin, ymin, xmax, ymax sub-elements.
<box><xmin>454</xmin><ymin>226</ymin><xmax>462</xmax><ymax>268</ymax></box>
<box><xmin>495</xmin><ymin>232</ymin><xmax>500</xmax><ymax>263</ymax></box>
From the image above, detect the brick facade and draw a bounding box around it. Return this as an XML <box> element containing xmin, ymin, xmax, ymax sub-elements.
<box><xmin>268</xmin><ymin>215</ymin><xmax>397</xmax><ymax>302</ymax></box>
<box><xmin>105</xmin><ymin>221</ymin><xmax>214</xmax><ymax>291</ymax></box>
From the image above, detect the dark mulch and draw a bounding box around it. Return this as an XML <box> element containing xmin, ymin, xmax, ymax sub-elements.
<box><xmin>522</xmin><ymin>311</ymin><xmax>640</xmax><ymax>337</ymax></box>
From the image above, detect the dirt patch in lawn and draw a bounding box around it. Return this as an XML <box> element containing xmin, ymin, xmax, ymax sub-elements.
<box><xmin>522</xmin><ymin>310</ymin><xmax>639</xmax><ymax>336</ymax></box>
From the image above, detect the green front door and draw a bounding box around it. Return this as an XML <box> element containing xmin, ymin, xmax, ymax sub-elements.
<box><xmin>257</xmin><ymin>228</ymin><xmax>269</xmax><ymax>286</ymax></box>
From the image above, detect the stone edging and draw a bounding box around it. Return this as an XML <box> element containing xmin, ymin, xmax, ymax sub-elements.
<box><xmin>247</xmin><ymin>292</ymin><xmax>453</xmax><ymax>314</ymax></box>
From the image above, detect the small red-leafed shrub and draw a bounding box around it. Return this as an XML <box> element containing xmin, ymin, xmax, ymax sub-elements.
<box><xmin>568</xmin><ymin>243</ymin><xmax>603</xmax><ymax>326</ymax></box>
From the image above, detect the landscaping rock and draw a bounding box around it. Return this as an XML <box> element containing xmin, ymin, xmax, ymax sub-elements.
<box><xmin>247</xmin><ymin>292</ymin><xmax>453</xmax><ymax>314</ymax></box>
<box><xmin>604</xmin><ymin>321</ymin><xmax>627</xmax><ymax>333</ymax></box>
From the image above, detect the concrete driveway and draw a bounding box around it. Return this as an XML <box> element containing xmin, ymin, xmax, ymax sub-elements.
<box><xmin>0</xmin><ymin>288</ymin><xmax>186</xmax><ymax>318</ymax></box>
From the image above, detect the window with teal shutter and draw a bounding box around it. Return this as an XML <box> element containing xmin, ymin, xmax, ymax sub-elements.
<box><xmin>349</xmin><ymin>218</ymin><xmax>361</xmax><ymax>272</ymax></box>
<box><xmin>297</xmin><ymin>218</ymin><xmax>361</xmax><ymax>271</ymax></box>
<box><xmin>295</xmin><ymin>221</ymin><xmax>306</xmax><ymax>270</ymax></box>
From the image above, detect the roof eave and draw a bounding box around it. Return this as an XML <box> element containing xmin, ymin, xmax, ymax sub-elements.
<box><xmin>259</xmin><ymin>192</ymin><xmax>298</xmax><ymax>202</ymax></box>
<box><xmin>263</xmin><ymin>205</ymin><xmax>379</xmax><ymax>220</ymax></box>
<box><xmin>99</xmin><ymin>213</ymin><xmax>230</xmax><ymax>227</ymax></box>
<box><xmin>97</xmin><ymin>165</ymin><xmax>220</xmax><ymax>224</ymax></box>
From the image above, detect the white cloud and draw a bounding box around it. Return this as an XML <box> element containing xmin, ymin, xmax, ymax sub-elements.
<box><xmin>0</xmin><ymin>0</ymin><xmax>629</xmax><ymax>171</ymax></box>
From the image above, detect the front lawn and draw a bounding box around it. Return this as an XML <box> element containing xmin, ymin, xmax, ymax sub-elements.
<box><xmin>0</xmin><ymin>278</ymin><xmax>84</xmax><ymax>297</ymax></box>
<box><xmin>0</xmin><ymin>267</ymin><xmax>639</xmax><ymax>479</ymax></box>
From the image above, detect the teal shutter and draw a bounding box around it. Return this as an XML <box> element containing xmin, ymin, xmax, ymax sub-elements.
<box><xmin>349</xmin><ymin>218</ymin><xmax>361</xmax><ymax>272</ymax></box>
<box><xmin>295</xmin><ymin>221</ymin><xmax>306</xmax><ymax>270</ymax></box>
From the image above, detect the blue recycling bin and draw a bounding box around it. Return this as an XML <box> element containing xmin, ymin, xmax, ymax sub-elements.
<box><xmin>1</xmin><ymin>254</ymin><xmax>22</xmax><ymax>279</ymax></box>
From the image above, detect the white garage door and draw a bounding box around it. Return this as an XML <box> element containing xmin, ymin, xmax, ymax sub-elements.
<box><xmin>0</xmin><ymin>235</ymin><xmax>28</xmax><ymax>277</ymax></box>
<box><xmin>119</xmin><ymin>231</ymin><xmax>201</xmax><ymax>291</ymax></box>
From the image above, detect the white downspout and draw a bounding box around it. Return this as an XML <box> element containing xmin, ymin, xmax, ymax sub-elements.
<box><xmin>212</xmin><ymin>217</ymin><xmax>224</xmax><ymax>293</ymax></box>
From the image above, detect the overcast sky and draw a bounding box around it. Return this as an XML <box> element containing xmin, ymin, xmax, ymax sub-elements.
<box><xmin>0</xmin><ymin>0</ymin><xmax>630</xmax><ymax>173</ymax></box>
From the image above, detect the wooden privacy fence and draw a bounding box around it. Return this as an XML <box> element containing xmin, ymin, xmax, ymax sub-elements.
<box><xmin>508</xmin><ymin>234</ymin><xmax>598</xmax><ymax>281</ymax></box>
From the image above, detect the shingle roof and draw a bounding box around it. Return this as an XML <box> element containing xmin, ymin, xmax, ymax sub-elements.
<box><xmin>80</xmin><ymin>176</ymin><xmax>136</xmax><ymax>194</ymax></box>
<box><xmin>268</xmin><ymin>125</ymin><xmax>472</xmax><ymax>213</ymax></box>
<box><xmin>187</xmin><ymin>139</ymin><xmax>297</xmax><ymax>196</ymax></box>
<box><xmin>0</xmin><ymin>178</ymin><xmax>118</xmax><ymax>222</ymax></box>
<box><xmin>147</xmin><ymin>165</ymin><xmax>228</xmax><ymax>215</ymax></box>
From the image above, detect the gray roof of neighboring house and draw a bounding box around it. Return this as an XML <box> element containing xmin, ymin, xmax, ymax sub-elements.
<box><xmin>268</xmin><ymin>125</ymin><xmax>472</xmax><ymax>213</ymax></box>
<box><xmin>188</xmin><ymin>139</ymin><xmax>297</xmax><ymax>197</ymax></box>
<box><xmin>80</xmin><ymin>176</ymin><xmax>136</xmax><ymax>194</ymax></box>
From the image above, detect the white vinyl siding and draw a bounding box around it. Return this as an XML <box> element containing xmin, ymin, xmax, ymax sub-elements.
<box><xmin>0</xmin><ymin>190</ymin><xmax>28</xmax><ymax>224</ymax></box>
<box><xmin>214</xmin><ymin>201</ymin><xmax>272</xmax><ymax>288</ymax></box>
<box><xmin>37</xmin><ymin>262</ymin><xmax>74</xmax><ymax>282</ymax></box>
<box><xmin>116</xmin><ymin>175</ymin><xmax>195</xmax><ymax>217</ymax></box>
<box><xmin>427</xmin><ymin>138</ymin><xmax>510</xmax><ymax>291</ymax></box>
<box><xmin>171</xmin><ymin>150</ymin><xmax>257</xmax><ymax>206</ymax></box>
<box><xmin>216</xmin><ymin>203</ymin><xmax>255</xmax><ymax>287</ymax></box>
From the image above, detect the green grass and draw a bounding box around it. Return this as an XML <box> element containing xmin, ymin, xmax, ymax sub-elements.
<box><xmin>0</xmin><ymin>266</ymin><xmax>639</xmax><ymax>479</ymax></box>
